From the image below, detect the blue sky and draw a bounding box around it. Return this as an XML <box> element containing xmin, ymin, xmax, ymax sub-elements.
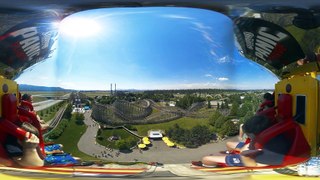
<box><xmin>16</xmin><ymin>7</ymin><xmax>278</xmax><ymax>90</ymax></box>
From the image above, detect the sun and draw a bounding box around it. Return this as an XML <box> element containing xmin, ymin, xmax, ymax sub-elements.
<box><xmin>59</xmin><ymin>17</ymin><xmax>101</xmax><ymax>38</ymax></box>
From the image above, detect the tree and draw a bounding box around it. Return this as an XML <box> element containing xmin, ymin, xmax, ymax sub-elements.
<box><xmin>168</xmin><ymin>124</ymin><xmax>213</xmax><ymax>148</ymax></box>
<box><xmin>239</xmin><ymin>111</ymin><xmax>254</xmax><ymax>125</ymax></box>
<box><xmin>221</xmin><ymin>102</ymin><xmax>225</xmax><ymax>109</ymax></box>
<box><xmin>167</xmin><ymin>124</ymin><xmax>187</xmax><ymax>143</ymax></box>
<box><xmin>238</xmin><ymin>102</ymin><xmax>252</xmax><ymax>117</ymax></box>
<box><xmin>190</xmin><ymin>125</ymin><xmax>212</xmax><ymax>146</ymax></box>
<box><xmin>207</xmin><ymin>100</ymin><xmax>212</xmax><ymax>108</ymax></box>
<box><xmin>73</xmin><ymin>112</ymin><xmax>85</xmax><ymax>125</ymax></box>
<box><xmin>64</xmin><ymin>103</ymin><xmax>73</xmax><ymax>119</ymax></box>
<box><xmin>175</xmin><ymin>94</ymin><xmax>206</xmax><ymax>109</ymax></box>
<box><xmin>220</xmin><ymin>120</ymin><xmax>239</xmax><ymax>137</ymax></box>
<box><xmin>215</xmin><ymin>115</ymin><xmax>228</xmax><ymax>129</ymax></box>
<box><xmin>209</xmin><ymin>110</ymin><xmax>222</xmax><ymax>127</ymax></box>
<box><xmin>230</xmin><ymin>101</ymin><xmax>239</xmax><ymax>116</ymax></box>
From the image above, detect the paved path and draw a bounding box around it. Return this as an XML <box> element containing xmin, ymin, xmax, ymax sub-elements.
<box><xmin>33</xmin><ymin>100</ymin><xmax>63</xmax><ymax>111</ymax></box>
<box><xmin>77</xmin><ymin>110</ymin><xmax>107</xmax><ymax>158</ymax></box>
<box><xmin>78</xmin><ymin>110</ymin><xmax>238</xmax><ymax>163</ymax></box>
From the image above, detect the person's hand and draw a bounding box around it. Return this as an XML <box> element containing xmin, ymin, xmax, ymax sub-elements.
<box><xmin>23</xmin><ymin>132</ymin><xmax>39</xmax><ymax>148</ymax></box>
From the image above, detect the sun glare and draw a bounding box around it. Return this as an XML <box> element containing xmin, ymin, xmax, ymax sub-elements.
<box><xmin>59</xmin><ymin>17</ymin><xmax>101</xmax><ymax>37</ymax></box>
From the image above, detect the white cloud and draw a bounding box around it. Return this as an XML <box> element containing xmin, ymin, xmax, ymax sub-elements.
<box><xmin>193</xmin><ymin>22</ymin><xmax>212</xmax><ymax>30</ymax></box>
<box><xmin>205</xmin><ymin>74</ymin><xmax>213</xmax><ymax>78</ymax></box>
<box><xmin>202</xmin><ymin>32</ymin><xmax>214</xmax><ymax>42</ymax></box>
<box><xmin>161</xmin><ymin>14</ymin><xmax>194</xmax><ymax>20</ymax></box>
<box><xmin>210</xmin><ymin>49</ymin><xmax>217</xmax><ymax>57</ymax></box>
<box><xmin>217</xmin><ymin>56</ymin><xmax>231</xmax><ymax>63</ymax></box>
<box><xmin>218</xmin><ymin>77</ymin><xmax>229</xmax><ymax>81</ymax></box>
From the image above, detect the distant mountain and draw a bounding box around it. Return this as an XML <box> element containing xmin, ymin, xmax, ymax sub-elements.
<box><xmin>19</xmin><ymin>84</ymin><xmax>72</xmax><ymax>91</ymax></box>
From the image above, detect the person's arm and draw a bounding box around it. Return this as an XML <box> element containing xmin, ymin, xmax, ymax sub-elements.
<box><xmin>0</xmin><ymin>118</ymin><xmax>27</xmax><ymax>141</ymax></box>
<box><xmin>240</xmin><ymin>149</ymin><xmax>263</xmax><ymax>167</ymax></box>
<box><xmin>238</xmin><ymin>124</ymin><xmax>244</xmax><ymax>141</ymax></box>
<box><xmin>240</xmin><ymin>149</ymin><xmax>262</xmax><ymax>157</ymax></box>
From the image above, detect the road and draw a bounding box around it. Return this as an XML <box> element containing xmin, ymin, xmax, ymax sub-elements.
<box><xmin>33</xmin><ymin>100</ymin><xmax>63</xmax><ymax>111</ymax></box>
<box><xmin>77</xmin><ymin>110</ymin><xmax>108</xmax><ymax>158</ymax></box>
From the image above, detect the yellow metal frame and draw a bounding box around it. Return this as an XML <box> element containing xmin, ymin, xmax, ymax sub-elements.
<box><xmin>275</xmin><ymin>73</ymin><xmax>319</xmax><ymax>155</ymax></box>
<box><xmin>0</xmin><ymin>76</ymin><xmax>19</xmax><ymax>117</ymax></box>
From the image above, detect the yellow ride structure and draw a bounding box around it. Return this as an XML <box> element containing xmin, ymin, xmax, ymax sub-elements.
<box><xmin>0</xmin><ymin>0</ymin><xmax>319</xmax><ymax>179</ymax></box>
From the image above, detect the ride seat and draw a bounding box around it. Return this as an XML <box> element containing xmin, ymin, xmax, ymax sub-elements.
<box><xmin>2</xmin><ymin>93</ymin><xmax>45</xmax><ymax>154</ymax></box>
<box><xmin>277</xmin><ymin>93</ymin><xmax>292</xmax><ymax>120</ymax></box>
<box><xmin>2</xmin><ymin>93</ymin><xmax>19</xmax><ymax>124</ymax></box>
<box><xmin>0</xmin><ymin>94</ymin><xmax>26</xmax><ymax>141</ymax></box>
<box><xmin>17</xmin><ymin>103</ymin><xmax>45</xmax><ymax>155</ymax></box>
<box><xmin>0</xmin><ymin>94</ymin><xmax>28</xmax><ymax>164</ymax></box>
<box><xmin>256</xmin><ymin>107</ymin><xmax>277</xmax><ymax>125</ymax></box>
<box><xmin>20</xmin><ymin>100</ymin><xmax>34</xmax><ymax>111</ymax></box>
<box><xmin>254</xmin><ymin>94</ymin><xmax>310</xmax><ymax>166</ymax></box>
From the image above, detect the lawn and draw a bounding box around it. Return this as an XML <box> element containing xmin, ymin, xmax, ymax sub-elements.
<box><xmin>31</xmin><ymin>96</ymin><xmax>48</xmax><ymax>103</ymax></box>
<box><xmin>96</xmin><ymin>128</ymin><xmax>140</xmax><ymax>149</ymax></box>
<box><xmin>38</xmin><ymin>102</ymin><xmax>64</xmax><ymax>122</ymax></box>
<box><xmin>133</xmin><ymin>116</ymin><xmax>210</xmax><ymax>136</ymax></box>
<box><xmin>82</xmin><ymin>91</ymin><xmax>111</xmax><ymax>98</ymax></box>
<box><xmin>52</xmin><ymin>116</ymin><xmax>96</xmax><ymax>161</ymax></box>
<box><xmin>286</xmin><ymin>25</ymin><xmax>306</xmax><ymax>44</ymax></box>
<box><xmin>21</xmin><ymin>91</ymin><xmax>69</xmax><ymax>97</ymax></box>
<box><xmin>133</xmin><ymin>107</ymin><xmax>214</xmax><ymax>136</ymax></box>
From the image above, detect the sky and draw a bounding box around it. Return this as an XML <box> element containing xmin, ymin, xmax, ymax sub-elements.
<box><xmin>16</xmin><ymin>7</ymin><xmax>279</xmax><ymax>90</ymax></box>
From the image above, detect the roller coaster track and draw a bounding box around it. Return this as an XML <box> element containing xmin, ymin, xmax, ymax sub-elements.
<box><xmin>122</xmin><ymin>126</ymin><xmax>143</xmax><ymax>138</ymax></box>
<box><xmin>91</xmin><ymin>99</ymin><xmax>203</xmax><ymax>125</ymax></box>
<box><xmin>46</xmin><ymin>105</ymin><xmax>67</xmax><ymax>131</ymax></box>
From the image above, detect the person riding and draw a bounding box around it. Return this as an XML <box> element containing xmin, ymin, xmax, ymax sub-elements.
<box><xmin>223</xmin><ymin>92</ymin><xmax>275</xmax><ymax>154</ymax></box>
<box><xmin>19</xmin><ymin>93</ymin><xmax>49</xmax><ymax>130</ymax></box>
<box><xmin>0</xmin><ymin>93</ymin><xmax>44</xmax><ymax>167</ymax></box>
<box><xmin>195</xmin><ymin>115</ymin><xmax>291</xmax><ymax>167</ymax></box>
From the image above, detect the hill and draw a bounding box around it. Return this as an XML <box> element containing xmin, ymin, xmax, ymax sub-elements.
<box><xmin>19</xmin><ymin>84</ymin><xmax>72</xmax><ymax>91</ymax></box>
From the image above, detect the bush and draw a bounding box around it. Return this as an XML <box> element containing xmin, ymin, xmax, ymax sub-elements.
<box><xmin>220</xmin><ymin>120</ymin><xmax>239</xmax><ymax>137</ymax></box>
<box><xmin>46</xmin><ymin>119</ymin><xmax>69</xmax><ymax>139</ymax></box>
<box><xmin>97</xmin><ymin>136</ymin><xmax>103</xmax><ymax>141</ymax></box>
<box><xmin>73</xmin><ymin>113</ymin><xmax>85</xmax><ymax>125</ymax></box>
<box><xmin>168</xmin><ymin>124</ymin><xmax>213</xmax><ymax>148</ymax></box>
<box><xmin>115</xmin><ymin>139</ymin><xmax>130</xmax><ymax>151</ymax></box>
<box><xmin>125</xmin><ymin>125</ymin><xmax>137</xmax><ymax>131</ymax></box>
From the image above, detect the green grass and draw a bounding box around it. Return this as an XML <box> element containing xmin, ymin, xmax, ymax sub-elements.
<box><xmin>286</xmin><ymin>25</ymin><xmax>306</xmax><ymax>43</ymax></box>
<box><xmin>52</xmin><ymin>117</ymin><xmax>96</xmax><ymax>161</ymax></box>
<box><xmin>32</xmin><ymin>96</ymin><xmax>48</xmax><ymax>103</ymax></box>
<box><xmin>82</xmin><ymin>91</ymin><xmax>110</xmax><ymax>98</ymax></box>
<box><xmin>197</xmin><ymin>107</ymin><xmax>215</xmax><ymax>114</ymax></box>
<box><xmin>96</xmin><ymin>128</ymin><xmax>140</xmax><ymax>149</ymax></box>
<box><xmin>40</xmin><ymin>109</ymin><xmax>58</xmax><ymax>122</ymax></box>
<box><xmin>133</xmin><ymin>117</ymin><xmax>210</xmax><ymax>136</ymax></box>
<box><xmin>21</xmin><ymin>91</ymin><xmax>69</xmax><ymax>97</ymax></box>
<box><xmin>38</xmin><ymin>103</ymin><xmax>64</xmax><ymax>122</ymax></box>
<box><xmin>132</xmin><ymin>107</ymin><xmax>214</xmax><ymax>136</ymax></box>
<box><xmin>151</xmin><ymin>108</ymin><xmax>160</xmax><ymax>114</ymax></box>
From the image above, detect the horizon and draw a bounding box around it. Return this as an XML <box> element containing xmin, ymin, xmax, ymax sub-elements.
<box><xmin>19</xmin><ymin>83</ymin><xmax>274</xmax><ymax>92</ymax></box>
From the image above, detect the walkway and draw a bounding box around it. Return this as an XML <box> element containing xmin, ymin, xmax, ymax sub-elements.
<box><xmin>78</xmin><ymin>110</ymin><xmax>238</xmax><ymax>163</ymax></box>
<box><xmin>77</xmin><ymin>110</ymin><xmax>111</xmax><ymax>159</ymax></box>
